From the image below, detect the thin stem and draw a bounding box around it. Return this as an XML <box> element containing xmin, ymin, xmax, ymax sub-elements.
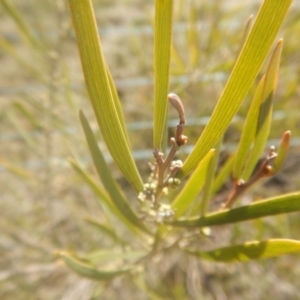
<box><xmin>223</xmin><ymin>153</ymin><xmax>277</xmax><ymax>208</ymax></box>
<box><xmin>155</xmin><ymin>142</ymin><xmax>178</xmax><ymax>199</ymax></box>
<box><xmin>150</xmin><ymin>93</ymin><xmax>187</xmax><ymax>204</ymax></box>
<box><xmin>163</xmin><ymin>140</ymin><xmax>178</xmax><ymax>173</ymax></box>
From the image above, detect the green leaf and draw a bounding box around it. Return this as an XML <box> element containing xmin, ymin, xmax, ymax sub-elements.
<box><xmin>84</xmin><ymin>250</ymin><xmax>145</xmax><ymax>266</ymax></box>
<box><xmin>0</xmin><ymin>159</ymin><xmax>35</xmax><ymax>180</ymax></box>
<box><xmin>13</xmin><ymin>101</ymin><xmax>42</xmax><ymax>130</ymax></box>
<box><xmin>234</xmin><ymin>15</ymin><xmax>253</xmax><ymax>62</ymax></box>
<box><xmin>171</xmin><ymin>44</ymin><xmax>186</xmax><ymax>73</ymax></box>
<box><xmin>179</xmin><ymin>0</ymin><xmax>292</xmax><ymax>178</ymax></box>
<box><xmin>59</xmin><ymin>252</ymin><xmax>131</xmax><ymax>281</ymax></box>
<box><xmin>79</xmin><ymin>111</ymin><xmax>151</xmax><ymax>235</ymax></box>
<box><xmin>186</xmin><ymin>239</ymin><xmax>300</xmax><ymax>263</ymax></box>
<box><xmin>199</xmin><ymin>138</ymin><xmax>222</xmax><ymax>216</ymax></box>
<box><xmin>171</xmin><ymin>191</ymin><xmax>300</xmax><ymax>228</ymax></box>
<box><xmin>242</xmin><ymin>40</ymin><xmax>283</xmax><ymax>181</ymax></box>
<box><xmin>105</xmin><ymin>65</ymin><xmax>131</xmax><ymax>148</ymax></box>
<box><xmin>233</xmin><ymin>75</ymin><xmax>265</xmax><ymax>180</ymax></box>
<box><xmin>24</xmin><ymin>95</ymin><xmax>66</xmax><ymax>131</ymax></box>
<box><xmin>67</xmin><ymin>0</ymin><xmax>143</xmax><ymax>191</ymax></box>
<box><xmin>0</xmin><ymin>35</ymin><xmax>45</xmax><ymax>82</ymax></box>
<box><xmin>187</xmin><ymin>3</ymin><xmax>200</xmax><ymax>68</ymax></box>
<box><xmin>69</xmin><ymin>159</ymin><xmax>111</xmax><ymax>207</ymax></box>
<box><xmin>153</xmin><ymin>0</ymin><xmax>173</xmax><ymax>149</ymax></box>
<box><xmin>211</xmin><ymin>154</ymin><xmax>235</xmax><ymax>196</ymax></box>
<box><xmin>69</xmin><ymin>159</ymin><xmax>134</xmax><ymax>236</ymax></box>
<box><xmin>0</xmin><ymin>0</ymin><xmax>42</xmax><ymax>49</ymax></box>
<box><xmin>171</xmin><ymin>149</ymin><xmax>215</xmax><ymax>217</ymax></box>
<box><xmin>272</xmin><ymin>131</ymin><xmax>291</xmax><ymax>175</ymax></box>
<box><xmin>84</xmin><ymin>217</ymin><xmax>126</xmax><ymax>245</ymax></box>
<box><xmin>60</xmin><ymin>64</ymin><xmax>77</xmax><ymax>116</ymax></box>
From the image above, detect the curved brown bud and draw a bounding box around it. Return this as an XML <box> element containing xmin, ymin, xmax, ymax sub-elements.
<box><xmin>168</xmin><ymin>93</ymin><xmax>186</xmax><ymax>125</ymax></box>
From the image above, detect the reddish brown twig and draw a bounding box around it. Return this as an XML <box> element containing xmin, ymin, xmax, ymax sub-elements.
<box><xmin>223</xmin><ymin>149</ymin><xmax>277</xmax><ymax>208</ymax></box>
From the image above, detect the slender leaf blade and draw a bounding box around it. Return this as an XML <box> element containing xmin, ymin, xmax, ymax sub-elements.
<box><xmin>85</xmin><ymin>250</ymin><xmax>145</xmax><ymax>265</ymax></box>
<box><xmin>171</xmin><ymin>191</ymin><xmax>300</xmax><ymax>228</ymax></box>
<box><xmin>0</xmin><ymin>33</ymin><xmax>46</xmax><ymax>82</ymax></box>
<box><xmin>59</xmin><ymin>252</ymin><xmax>131</xmax><ymax>280</ymax></box>
<box><xmin>105</xmin><ymin>65</ymin><xmax>131</xmax><ymax>148</ymax></box>
<box><xmin>179</xmin><ymin>0</ymin><xmax>292</xmax><ymax>178</ymax></box>
<box><xmin>84</xmin><ymin>218</ymin><xmax>126</xmax><ymax>245</ymax></box>
<box><xmin>186</xmin><ymin>239</ymin><xmax>300</xmax><ymax>263</ymax></box>
<box><xmin>69</xmin><ymin>158</ymin><xmax>139</xmax><ymax>236</ymax></box>
<box><xmin>153</xmin><ymin>0</ymin><xmax>173</xmax><ymax>149</ymax></box>
<box><xmin>0</xmin><ymin>0</ymin><xmax>42</xmax><ymax>49</ymax></box>
<box><xmin>13</xmin><ymin>101</ymin><xmax>42</xmax><ymax>130</ymax></box>
<box><xmin>234</xmin><ymin>15</ymin><xmax>253</xmax><ymax>63</ymax></box>
<box><xmin>272</xmin><ymin>130</ymin><xmax>291</xmax><ymax>175</ymax></box>
<box><xmin>171</xmin><ymin>149</ymin><xmax>215</xmax><ymax>217</ymax></box>
<box><xmin>79</xmin><ymin>111</ymin><xmax>151</xmax><ymax>235</ymax></box>
<box><xmin>211</xmin><ymin>154</ymin><xmax>235</xmax><ymax>196</ymax></box>
<box><xmin>0</xmin><ymin>159</ymin><xmax>34</xmax><ymax>180</ymax></box>
<box><xmin>199</xmin><ymin>139</ymin><xmax>222</xmax><ymax>216</ymax></box>
<box><xmin>242</xmin><ymin>40</ymin><xmax>283</xmax><ymax>180</ymax></box>
<box><xmin>68</xmin><ymin>0</ymin><xmax>143</xmax><ymax>191</ymax></box>
<box><xmin>232</xmin><ymin>76</ymin><xmax>265</xmax><ymax>179</ymax></box>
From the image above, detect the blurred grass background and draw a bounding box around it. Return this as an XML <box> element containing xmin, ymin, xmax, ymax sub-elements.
<box><xmin>1</xmin><ymin>0</ymin><xmax>300</xmax><ymax>299</ymax></box>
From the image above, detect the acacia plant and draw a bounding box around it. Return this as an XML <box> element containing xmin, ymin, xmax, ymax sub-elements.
<box><xmin>61</xmin><ymin>0</ymin><xmax>300</xmax><ymax>281</ymax></box>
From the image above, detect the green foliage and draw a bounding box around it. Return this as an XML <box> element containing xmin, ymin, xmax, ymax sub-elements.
<box><xmin>61</xmin><ymin>0</ymin><xmax>300</xmax><ymax>284</ymax></box>
<box><xmin>171</xmin><ymin>149</ymin><xmax>215</xmax><ymax>217</ymax></box>
<box><xmin>153</xmin><ymin>0</ymin><xmax>173</xmax><ymax>149</ymax></box>
<box><xmin>186</xmin><ymin>239</ymin><xmax>300</xmax><ymax>263</ymax></box>
<box><xmin>272</xmin><ymin>131</ymin><xmax>291</xmax><ymax>175</ymax></box>
<box><xmin>79</xmin><ymin>110</ymin><xmax>150</xmax><ymax>235</ymax></box>
<box><xmin>171</xmin><ymin>191</ymin><xmax>300</xmax><ymax>228</ymax></box>
<box><xmin>179</xmin><ymin>0</ymin><xmax>292</xmax><ymax>178</ymax></box>
<box><xmin>240</xmin><ymin>41</ymin><xmax>282</xmax><ymax>181</ymax></box>
<box><xmin>59</xmin><ymin>252</ymin><xmax>133</xmax><ymax>280</ymax></box>
<box><xmin>2</xmin><ymin>0</ymin><xmax>300</xmax><ymax>298</ymax></box>
<box><xmin>68</xmin><ymin>0</ymin><xmax>143</xmax><ymax>192</ymax></box>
